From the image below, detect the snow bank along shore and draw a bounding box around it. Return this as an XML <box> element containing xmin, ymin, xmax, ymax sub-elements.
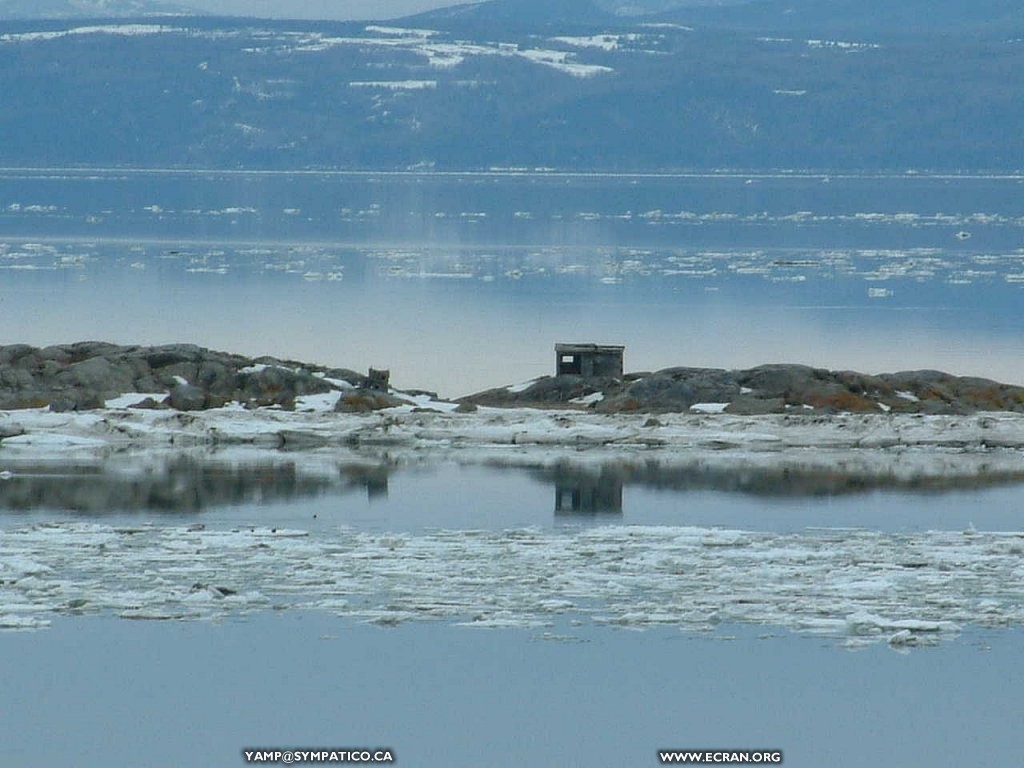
<box><xmin>5</xmin><ymin>396</ymin><xmax>1024</xmax><ymax>458</ymax></box>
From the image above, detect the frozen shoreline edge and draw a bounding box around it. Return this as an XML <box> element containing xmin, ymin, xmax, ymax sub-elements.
<box><xmin>3</xmin><ymin>404</ymin><xmax>1024</xmax><ymax>479</ymax></box>
<box><xmin>5</xmin><ymin>403</ymin><xmax>1024</xmax><ymax>447</ymax></box>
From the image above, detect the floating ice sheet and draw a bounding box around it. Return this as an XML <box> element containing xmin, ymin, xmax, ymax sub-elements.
<box><xmin>1</xmin><ymin>521</ymin><xmax>1021</xmax><ymax>648</ymax></box>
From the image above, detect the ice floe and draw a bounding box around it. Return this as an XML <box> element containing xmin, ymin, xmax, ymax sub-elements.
<box><xmin>104</xmin><ymin>392</ymin><xmax>167</xmax><ymax>409</ymax></box>
<box><xmin>0</xmin><ymin>520</ymin><xmax>1020</xmax><ymax>648</ymax></box>
<box><xmin>805</xmin><ymin>39</ymin><xmax>881</xmax><ymax>52</ymax></box>
<box><xmin>349</xmin><ymin>80</ymin><xmax>438</xmax><ymax>90</ymax></box>
<box><xmin>689</xmin><ymin>403</ymin><xmax>730</xmax><ymax>414</ymax></box>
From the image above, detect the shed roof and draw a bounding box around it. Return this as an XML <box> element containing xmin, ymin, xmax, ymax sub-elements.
<box><xmin>555</xmin><ymin>343</ymin><xmax>625</xmax><ymax>354</ymax></box>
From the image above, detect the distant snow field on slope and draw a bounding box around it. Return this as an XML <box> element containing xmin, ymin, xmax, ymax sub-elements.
<box><xmin>0</xmin><ymin>20</ymin><xmax>665</xmax><ymax>78</ymax></box>
<box><xmin>0</xmin><ymin>23</ymin><xmax>174</xmax><ymax>42</ymax></box>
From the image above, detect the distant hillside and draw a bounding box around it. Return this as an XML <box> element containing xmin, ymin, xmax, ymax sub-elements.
<box><xmin>652</xmin><ymin>0</ymin><xmax>1024</xmax><ymax>39</ymax></box>
<box><xmin>0</xmin><ymin>5</ymin><xmax>1021</xmax><ymax>171</ymax></box>
<box><xmin>416</xmin><ymin>0</ymin><xmax>1024</xmax><ymax>38</ymax></box>
<box><xmin>409</xmin><ymin>0</ymin><xmax>613</xmax><ymax>28</ymax></box>
<box><xmin>0</xmin><ymin>0</ymin><xmax>196</xmax><ymax>18</ymax></box>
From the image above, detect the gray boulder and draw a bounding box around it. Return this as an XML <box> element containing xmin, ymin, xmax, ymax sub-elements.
<box><xmin>56</xmin><ymin>356</ymin><xmax>136</xmax><ymax>396</ymax></box>
<box><xmin>144</xmin><ymin>344</ymin><xmax>205</xmax><ymax>369</ymax></box>
<box><xmin>167</xmin><ymin>383</ymin><xmax>207</xmax><ymax>411</ymax></box>
<box><xmin>49</xmin><ymin>390</ymin><xmax>105</xmax><ymax>412</ymax></box>
<box><xmin>600</xmin><ymin>368</ymin><xmax>742</xmax><ymax>412</ymax></box>
<box><xmin>0</xmin><ymin>342</ymin><xmax>360</xmax><ymax>412</ymax></box>
<box><xmin>0</xmin><ymin>344</ymin><xmax>36</xmax><ymax>365</ymax></box>
<box><xmin>234</xmin><ymin>364</ymin><xmax>333</xmax><ymax>409</ymax></box>
<box><xmin>460</xmin><ymin>375</ymin><xmax>617</xmax><ymax>407</ymax></box>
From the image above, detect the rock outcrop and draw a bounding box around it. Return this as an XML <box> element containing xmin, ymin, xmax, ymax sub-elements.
<box><xmin>2</xmin><ymin>342</ymin><xmax>1023</xmax><ymax>416</ymax></box>
<box><xmin>461</xmin><ymin>364</ymin><xmax>1024</xmax><ymax>415</ymax></box>
<box><xmin>0</xmin><ymin>341</ymin><xmax>374</xmax><ymax>412</ymax></box>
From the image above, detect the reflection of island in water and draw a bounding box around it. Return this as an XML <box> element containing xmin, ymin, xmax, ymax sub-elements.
<box><xmin>0</xmin><ymin>454</ymin><xmax>392</xmax><ymax>514</ymax></box>
<box><xmin>3</xmin><ymin>449</ymin><xmax>1024</xmax><ymax>515</ymax></box>
<box><xmin>522</xmin><ymin>452</ymin><xmax>1024</xmax><ymax>515</ymax></box>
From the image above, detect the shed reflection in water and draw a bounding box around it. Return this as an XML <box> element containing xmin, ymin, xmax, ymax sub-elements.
<box><xmin>3</xmin><ymin>450</ymin><xmax>1024</xmax><ymax>521</ymax></box>
<box><xmin>553</xmin><ymin>466</ymin><xmax>623</xmax><ymax>515</ymax></box>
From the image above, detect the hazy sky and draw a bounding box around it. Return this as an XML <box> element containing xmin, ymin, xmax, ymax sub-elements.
<box><xmin>183</xmin><ymin>0</ymin><xmax>464</xmax><ymax>21</ymax></box>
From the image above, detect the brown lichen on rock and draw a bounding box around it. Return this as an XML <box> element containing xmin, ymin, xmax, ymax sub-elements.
<box><xmin>804</xmin><ymin>391</ymin><xmax>880</xmax><ymax>413</ymax></box>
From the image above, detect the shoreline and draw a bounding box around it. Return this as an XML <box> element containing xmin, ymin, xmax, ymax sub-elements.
<box><xmin>1</xmin><ymin>341</ymin><xmax>1023</xmax><ymax>492</ymax></box>
<box><xmin>2</xmin><ymin>405</ymin><xmax>1024</xmax><ymax>489</ymax></box>
<box><xmin>6</xmin><ymin>401</ymin><xmax>1024</xmax><ymax>451</ymax></box>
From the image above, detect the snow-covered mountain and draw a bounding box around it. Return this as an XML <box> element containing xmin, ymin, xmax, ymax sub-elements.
<box><xmin>0</xmin><ymin>0</ymin><xmax>197</xmax><ymax>18</ymax></box>
<box><xmin>597</xmin><ymin>0</ymin><xmax>754</xmax><ymax>16</ymax></box>
<box><xmin>0</xmin><ymin>3</ymin><xmax>1021</xmax><ymax>170</ymax></box>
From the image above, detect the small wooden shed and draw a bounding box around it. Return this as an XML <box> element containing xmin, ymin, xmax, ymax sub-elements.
<box><xmin>555</xmin><ymin>343</ymin><xmax>624</xmax><ymax>378</ymax></box>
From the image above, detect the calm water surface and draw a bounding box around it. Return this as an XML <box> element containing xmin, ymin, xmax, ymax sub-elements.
<box><xmin>3</xmin><ymin>614</ymin><xmax>1022</xmax><ymax>768</ymax></box>
<box><xmin>2</xmin><ymin>169</ymin><xmax>1024</xmax><ymax>394</ymax></box>
<box><xmin>0</xmin><ymin>457</ymin><xmax>1021</xmax><ymax>768</ymax></box>
<box><xmin>1</xmin><ymin>456</ymin><xmax>1023</xmax><ymax>533</ymax></box>
<box><xmin>1</xmin><ymin>170</ymin><xmax>1023</xmax><ymax>765</ymax></box>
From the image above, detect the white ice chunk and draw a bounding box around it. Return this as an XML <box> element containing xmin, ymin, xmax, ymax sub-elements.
<box><xmin>506</xmin><ymin>379</ymin><xmax>539</xmax><ymax>394</ymax></box>
<box><xmin>294</xmin><ymin>391</ymin><xmax>343</xmax><ymax>412</ymax></box>
<box><xmin>105</xmin><ymin>392</ymin><xmax>166</xmax><ymax>409</ymax></box>
<box><xmin>569</xmin><ymin>392</ymin><xmax>605</xmax><ymax>406</ymax></box>
<box><xmin>690</xmin><ymin>403</ymin><xmax>730</xmax><ymax>414</ymax></box>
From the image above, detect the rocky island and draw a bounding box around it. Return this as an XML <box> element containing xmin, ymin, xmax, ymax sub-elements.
<box><xmin>2</xmin><ymin>340</ymin><xmax>1023</xmax><ymax>417</ymax></box>
<box><xmin>0</xmin><ymin>341</ymin><xmax>421</xmax><ymax>414</ymax></box>
<box><xmin>2</xmin><ymin>341</ymin><xmax>1024</xmax><ymax>463</ymax></box>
